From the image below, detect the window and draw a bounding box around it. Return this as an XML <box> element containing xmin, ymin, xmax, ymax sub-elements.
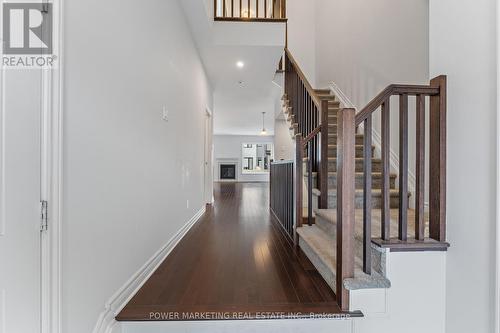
<box><xmin>242</xmin><ymin>143</ymin><xmax>274</xmax><ymax>174</ymax></box>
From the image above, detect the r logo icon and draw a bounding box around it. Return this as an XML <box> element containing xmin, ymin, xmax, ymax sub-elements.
<box><xmin>3</xmin><ymin>3</ymin><xmax>53</xmax><ymax>55</ymax></box>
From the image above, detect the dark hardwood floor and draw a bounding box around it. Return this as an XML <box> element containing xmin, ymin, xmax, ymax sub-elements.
<box><xmin>117</xmin><ymin>182</ymin><xmax>358</xmax><ymax>321</ymax></box>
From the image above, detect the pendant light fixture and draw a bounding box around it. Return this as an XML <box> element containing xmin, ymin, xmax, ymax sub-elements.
<box><xmin>260</xmin><ymin>112</ymin><xmax>267</xmax><ymax>136</ymax></box>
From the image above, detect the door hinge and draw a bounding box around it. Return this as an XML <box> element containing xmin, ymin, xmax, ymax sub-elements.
<box><xmin>40</xmin><ymin>200</ymin><xmax>48</xmax><ymax>231</ymax></box>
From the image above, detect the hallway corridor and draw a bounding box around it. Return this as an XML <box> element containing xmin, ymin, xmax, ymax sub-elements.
<box><xmin>117</xmin><ymin>183</ymin><xmax>353</xmax><ymax>321</ymax></box>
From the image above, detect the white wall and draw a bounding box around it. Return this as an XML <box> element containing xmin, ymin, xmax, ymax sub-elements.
<box><xmin>62</xmin><ymin>0</ymin><xmax>212</xmax><ymax>332</ymax></box>
<box><xmin>274</xmin><ymin>119</ymin><xmax>295</xmax><ymax>161</ymax></box>
<box><xmin>214</xmin><ymin>135</ymin><xmax>274</xmax><ymax>182</ymax></box>
<box><xmin>314</xmin><ymin>0</ymin><xmax>429</xmax><ymax>95</ymax></box>
<box><xmin>314</xmin><ymin>0</ymin><xmax>429</xmax><ymax>197</ymax></box>
<box><xmin>286</xmin><ymin>0</ymin><xmax>317</xmax><ymax>86</ymax></box>
<box><xmin>351</xmin><ymin>252</ymin><xmax>446</xmax><ymax>333</ymax></box>
<box><xmin>430</xmin><ymin>1</ymin><xmax>497</xmax><ymax>333</ymax></box>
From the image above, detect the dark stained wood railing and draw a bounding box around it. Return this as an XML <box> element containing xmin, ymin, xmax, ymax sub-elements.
<box><xmin>270</xmin><ymin>160</ymin><xmax>295</xmax><ymax>241</ymax></box>
<box><xmin>284</xmin><ymin>48</ymin><xmax>448</xmax><ymax>312</ymax></box>
<box><xmin>347</xmin><ymin>77</ymin><xmax>449</xmax><ymax>275</ymax></box>
<box><xmin>284</xmin><ymin>48</ymin><xmax>329</xmax><ymax>214</ymax></box>
<box><xmin>215</xmin><ymin>0</ymin><xmax>287</xmax><ymax>21</ymax></box>
<box><xmin>336</xmin><ymin>108</ymin><xmax>356</xmax><ymax>310</ymax></box>
<box><xmin>284</xmin><ymin>49</ymin><xmax>352</xmax><ymax>310</ymax></box>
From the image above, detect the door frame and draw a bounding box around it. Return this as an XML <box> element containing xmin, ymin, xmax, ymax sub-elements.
<box><xmin>496</xmin><ymin>3</ymin><xmax>500</xmax><ymax>330</ymax></box>
<box><xmin>40</xmin><ymin>1</ymin><xmax>64</xmax><ymax>332</ymax></box>
<box><xmin>0</xmin><ymin>2</ymin><xmax>63</xmax><ymax>332</ymax></box>
<box><xmin>496</xmin><ymin>3</ymin><xmax>500</xmax><ymax>331</ymax></box>
<box><xmin>204</xmin><ymin>107</ymin><xmax>214</xmax><ymax>205</ymax></box>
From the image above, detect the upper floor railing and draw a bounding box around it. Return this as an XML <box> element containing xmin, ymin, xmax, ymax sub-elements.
<box><xmin>214</xmin><ymin>0</ymin><xmax>287</xmax><ymax>22</ymax></box>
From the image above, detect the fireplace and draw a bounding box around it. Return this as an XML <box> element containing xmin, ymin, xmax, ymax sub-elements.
<box><xmin>220</xmin><ymin>164</ymin><xmax>236</xmax><ymax>180</ymax></box>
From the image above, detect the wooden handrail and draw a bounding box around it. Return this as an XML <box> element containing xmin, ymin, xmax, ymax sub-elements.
<box><xmin>284</xmin><ymin>48</ymin><xmax>330</xmax><ymax>242</ymax></box>
<box><xmin>332</xmin><ymin>76</ymin><xmax>449</xmax><ymax>311</ymax></box>
<box><xmin>303</xmin><ymin>125</ymin><xmax>321</xmax><ymax>145</ymax></box>
<box><xmin>355</xmin><ymin>84</ymin><xmax>439</xmax><ymax>126</ymax></box>
<box><xmin>284</xmin><ymin>48</ymin><xmax>322</xmax><ymax>109</ymax></box>
<box><xmin>343</xmin><ymin>76</ymin><xmax>449</xmax><ymax>277</ymax></box>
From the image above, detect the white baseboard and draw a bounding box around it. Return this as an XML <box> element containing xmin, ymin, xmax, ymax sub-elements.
<box><xmin>329</xmin><ymin>81</ymin><xmax>356</xmax><ymax>109</ymax></box>
<box><xmin>92</xmin><ymin>206</ymin><xmax>207</xmax><ymax>333</ymax></box>
<box><xmin>496</xmin><ymin>4</ymin><xmax>500</xmax><ymax>331</ymax></box>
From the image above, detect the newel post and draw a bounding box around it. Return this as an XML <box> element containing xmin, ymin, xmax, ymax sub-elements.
<box><xmin>429</xmin><ymin>76</ymin><xmax>447</xmax><ymax>242</ymax></box>
<box><xmin>294</xmin><ymin>134</ymin><xmax>304</xmax><ymax>246</ymax></box>
<box><xmin>336</xmin><ymin>108</ymin><xmax>356</xmax><ymax>311</ymax></box>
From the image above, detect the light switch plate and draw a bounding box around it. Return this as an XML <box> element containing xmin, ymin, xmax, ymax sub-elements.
<box><xmin>162</xmin><ymin>106</ymin><xmax>169</xmax><ymax>122</ymax></box>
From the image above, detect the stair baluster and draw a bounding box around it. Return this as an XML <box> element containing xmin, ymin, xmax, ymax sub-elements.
<box><xmin>381</xmin><ymin>99</ymin><xmax>391</xmax><ymax>241</ymax></box>
<box><xmin>399</xmin><ymin>94</ymin><xmax>409</xmax><ymax>241</ymax></box>
<box><xmin>363</xmin><ymin>115</ymin><xmax>372</xmax><ymax>274</ymax></box>
<box><xmin>415</xmin><ymin>94</ymin><xmax>426</xmax><ymax>240</ymax></box>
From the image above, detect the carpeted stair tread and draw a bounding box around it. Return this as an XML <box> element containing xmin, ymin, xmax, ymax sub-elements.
<box><xmin>314</xmin><ymin>208</ymin><xmax>429</xmax><ymax>239</ymax></box>
<box><xmin>297</xmin><ymin>225</ymin><xmax>391</xmax><ymax>293</ymax></box>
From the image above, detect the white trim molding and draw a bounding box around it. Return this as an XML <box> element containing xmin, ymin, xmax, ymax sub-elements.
<box><xmin>495</xmin><ymin>1</ymin><xmax>500</xmax><ymax>331</ymax></box>
<box><xmin>92</xmin><ymin>206</ymin><xmax>207</xmax><ymax>333</ymax></box>
<box><xmin>329</xmin><ymin>81</ymin><xmax>356</xmax><ymax>109</ymax></box>
<box><xmin>0</xmin><ymin>60</ymin><xmax>5</xmax><ymax>237</ymax></box>
<box><xmin>0</xmin><ymin>0</ymin><xmax>3</xmax><ymax>238</ymax></box>
<box><xmin>41</xmin><ymin>0</ymin><xmax>64</xmax><ymax>332</ymax></box>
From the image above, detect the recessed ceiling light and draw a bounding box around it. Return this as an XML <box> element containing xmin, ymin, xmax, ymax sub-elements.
<box><xmin>236</xmin><ymin>61</ymin><xmax>245</xmax><ymax>68</ymax></box>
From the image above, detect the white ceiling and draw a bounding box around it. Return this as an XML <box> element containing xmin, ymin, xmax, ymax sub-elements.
<box><xmin>180</xmin><ymin>0</ymin><xmax>286</xmax><ymax>136</ymax></box>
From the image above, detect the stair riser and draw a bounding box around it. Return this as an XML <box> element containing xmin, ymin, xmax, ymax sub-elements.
<box><xmin>298</xmin><ymin>237</ymin><xmax>337</xmax><ymax>293</ymax></box>
<box><xmin>318</xmin><ymin>96</ymin><xmax>336</xmax><ymax>101</ymax></box>
<box><xmin>326</xmin><ymin>194</ymin><xmax>402</xmax><ymax>209</ymax></box>
<box><xmin>328</xmin><ymin>160</ymin><xmax>383</xmax><ymax>173</ymax></box>
<box><xmin>327</xmin><ymin>117</ymin><xmax>338</xmax><ymax>125</ymax></box>
<box><xmin>328</xmin><ymin>125</ymin><xmax>338</xmax><ymax>134</ymax></box>
<box><xmin>304</xmin><ymin>160</ymin><xmax>382</xmax><ymax>173</ymax></box>
<box><xmin>328</xmin><ymin>135</ymin><xmax>364</xmax><ymax>145</ymax></box>
<box><xmin>321</xmin><ymin>174</ymin><xmax>396</xmax><ymax>190</ymax></box>
<box><xmin>329</xmin><ymin>147</ymin><xmax>374</xmax><ymax>158</ymax></box>
<box><xmin>328</xmin><ymin>109</ymin><xmax>340</xmax><ymax>117</ymax></box>
<box><xmin>307</xmin><ymin>173</ymin><xmax>396</xmax><ymax>190</ymax></box>
<box><xmin>312</xmin><ymin>217</ymin><xmax>386</xmax><ymax>276</ymax></box>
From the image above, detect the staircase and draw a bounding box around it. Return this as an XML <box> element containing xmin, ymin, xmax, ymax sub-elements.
<box><xmin>279</xmin><ymin>48</ymin><xmax>449</xmax><ymax>312</ymax></box>
<box><xmin>283</xmin><ymin>89</ymin><xmax>395</xmax><ymax>294</ymax></box>
<box><xmin>302</xmin><ymin>90</ymin><xmax>401</xmax><ymax>210</ymax></box>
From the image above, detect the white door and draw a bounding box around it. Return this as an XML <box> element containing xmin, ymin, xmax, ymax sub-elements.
<box><xmin>0</xmin><ymin>68</ymin><xmax>43</xmax><ymax>332</ymax></box>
